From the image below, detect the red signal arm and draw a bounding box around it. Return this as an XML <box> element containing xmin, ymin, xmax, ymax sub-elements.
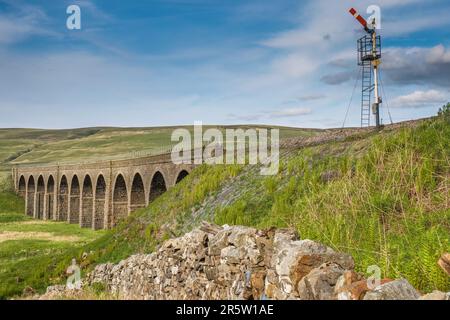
<box><xmin>349</xmin><ymin>7</ymin><xmax>369</xmax><ymax>32</ymax></box>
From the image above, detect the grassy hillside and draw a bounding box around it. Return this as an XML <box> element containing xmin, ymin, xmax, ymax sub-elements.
<box><xmin>0</xmin><ymin>111</ymin><xmax>448</xmax><ymax>298</ymax></box>
<box><xmin>214</xmin><ymin>119</ymin><xmax>449</xmax><ymax>291</ymax></box>
<box><xmin>0</xmin><ymin>128</ymin><xmax>104</xmax><ymax>165</ymax></box>
<box><xmin>3</xmin><ymin>125</ymin><xmax>317</xmax><ymax>166</ymax></box>
<box><xmin>84</xmin><ymin>111</ymin><xmax>449</xmax><ymax>292</ymax></box>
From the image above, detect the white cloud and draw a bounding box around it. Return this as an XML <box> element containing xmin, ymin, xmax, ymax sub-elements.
<box><xmin>227</xmin><ymin>113</ymin><xmax>263</xmax><ymax>121</ymax></box>
<box><xmin>272</xmin><ymin>53</ymin><xmax>319</xmax><ymax>78</ymax></box>
<box><xmin>391</xmin><ymin>90</ymin><xmax>447</xmax><ymax>108</ymax></box>
<box><xmin>261</xmin><ymin>0</ymin><xmax>428</xmax><ymax>50</ymax></box>
<box><xmin>0</xmin><ymin>2</ymin><xmax>60</xmax><ymax>46</ymax></box>
<box><xmin>257</xmin><ymin>0</ymin><xmax>450</xmax><ymax>93</ymax></box>
<box><xmin>383</xmin><ymin>44</ymin><xmax>450</xmax><ymax>86</ymax></box>
<box><xmin>288</xmin><ymin>94</ymin><xmax>326</xmax><ymax>102</ymax></box>
<box><xmin>270</xmin><ymin>107</ymin><xmax>312</xmax><ymax>118</ymax></box>
<box><xmin>382</xmin><ymin>10</ymin><xmax>450</xmax><ymax>37</ymax></box>
<box><xmin>426</xmin><ymin>44</ymin><xmax>450</xmax><ymax>64</ymax></box>
<box><xmin>227</xmin><ymin>107</ymin><xmax>312</xmax><ymax>122</ymax></box>
<box><xmin>0</xmin><ymin>0</ymin><xmax>447</xmax><ymax>129</ymax></box>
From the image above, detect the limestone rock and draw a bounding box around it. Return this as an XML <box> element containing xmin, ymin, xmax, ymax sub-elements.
<box><xmin>250</xmin><ymin>270</ymin><xmax>266</xmax><ymax>299</ymax></box>
<box><xmin>363</xmin><ymin>279</ymin><xmax>421</xmax><ymax>300</ymax></box>
<box><xmin>220</xmin><ymin>246</ymin><xmax>242</xmax><ymax>264</ymax></box>
<box><xmin>297</xmin><ymin>262</ymin><xmax>345</xmax><ymax>300</ymax></box>
<box><xmin>45</xmin><ymin>285</ymin><xmax>66</xmax><ymax>295</ymax></box>
<box><xmin>419</xmin><ymin>290</ymin><xmax>450</xmax><ymax>300</ymax></box>
<box><xmin>271</xmin><ymin>236</ymin><xmax>354</xmax><ymax>298</ymax></box>
<box><xmin>336</xmin><ymin>279</ymin><xmax>394</xmax><ymax>300</ymax></box>
<box><xmin>38</xmin><ymin>222</ymin><xmax>428</xmax><ymax>301</ymax></box>
<box><xmin>208</xmin><ymin>229</ymin><xmax>230</xmax><ymax>256</ymax></box>
<box><xmin>334</xmin><ymin>270</ymin><xmax>365</xmax><ymax>300</ymax></box>
<box><xmin>199</xmin><ymin>221</ymin><xmax>223</xmax><ymax>235</ymax></box>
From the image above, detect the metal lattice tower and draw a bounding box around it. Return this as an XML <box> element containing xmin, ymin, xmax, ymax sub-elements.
<box><xmin>361</xmin><ymin>58</ymin><xmax>373</xmax><ymax>127</ymax></box>
<box><xmin>349</xmin><ymin>8</ymin><xmax>382</xmax><ymax>128</ymax></box>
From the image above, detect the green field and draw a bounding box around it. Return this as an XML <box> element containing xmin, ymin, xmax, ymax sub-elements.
<box><xmin>0</xmin><ymin>172</ymin><xmax>105</xmax><ymax>298</ymax></box>
<box><xmin>0</xmin><ymin>110</ymin><xmax>449</xmax><ymax>298</ymax></box>
<box><xmin>3</xmin><ymin>125</ymin><xmax>317</xmax><ymax>166</ymax></box>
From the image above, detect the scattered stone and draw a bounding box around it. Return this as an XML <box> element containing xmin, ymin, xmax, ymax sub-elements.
<box><xmin>297</xmin><ymin>262</ymin><xmax>345</xmax><ymax>300</ymax></box>
<box><xmin>199</xmin><ymin>221</ymin><xmax>222</xmax><ymax>235</ymax></box>
<box><xmin>271</xmin><ymin>237</ymin><xmax>354</xmax><ymax>299</ymax></box>
<box><xmin>334</xmin><ymin>270</ymin><xmax>395</xmax><ymax>300</ymax></box>
<box><xmin>334</xmin><ymin>270</ymin><xmax>364</xmax><ymax>300</ymax></box>
<box><xmin>41</xmin><ymin>285</ymin><xmax>68</xmax><ymax>299</ymax></box>
<box><xmin>363</xmin><ymin>279</ymin><xmax>421</xmax><ymax>300</ymax></box>
<box><xmin>38</xmin><ymin>223</ymin><xmax>431</xmax><ymax>300</ymax></box>
<box><xmin>419</xmin><ymin>290</ymin><xmax>450</xmax><ymax>300</ymax></box>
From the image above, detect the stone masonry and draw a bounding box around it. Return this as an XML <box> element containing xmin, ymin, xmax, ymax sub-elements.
<box><xmin>41</xmin><ymin>222</ymin><xmax>449</xmax><ymax>300</ymax></box>
<box><xmin>11</xmin><ymin>152</ymin><xmax>194</xmax><ymax>230</ymax></box>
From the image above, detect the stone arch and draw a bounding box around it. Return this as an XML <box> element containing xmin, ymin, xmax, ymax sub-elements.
<box><xmin>130</xmin><ymin>173</ymin><xmax>145</xmax><ymax>211</ymax></box>
<box><xmin>26</xmin><ymin>176</ymin><xmax>35</xmax><ymax>217</ymax></box>
<box><xmin>81</xmin><ymin>175</ymin><xmax>93</xmax><ymax>228</ymax></box>
<box><xmin>112</xmin><ymin>174</ymin><xmax>128</xmax><ymax>227</ymax></box>
<box><xmin>18</xmin><ymin>176</ymin><xmax>26</xmax><ymax>198</ymax></box>
<box><xmin>94</xmin><ymin>174</ymin><xmax>106</xmax><ymax>230</ymax></box>
<box><xmin>175</xmin><ymin>170</ymin><xmax>189</xmax><ymax>184</ymax></box>
<box><xmin>46</xmin><ymin>175</ymin><xmax>55</xmax><ymax>220</ymax></box>
<box><xmin>58</xmin><ymin>175</ymin><xmax>69</xmax><ymax>221</ymax></box>
<box><xmin>69</xmin><ymin>175</ymin><xmax>81</xmax><ymax>224</ymax></box>
<box><xmin>36</xmin><ymin>175</ymin><xmax>45</xmax><ymax>219</ymax></box>
<box><xmin>149</xmin><ymin>171</ymin><xmax>167</xmax><ymax>202</ymax></box>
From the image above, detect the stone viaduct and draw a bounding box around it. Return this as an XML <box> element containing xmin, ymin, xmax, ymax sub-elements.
<box><xmin>11</xmin><ymin>153</ymin><xmax>194</xmax><ymax>230</ymax></box>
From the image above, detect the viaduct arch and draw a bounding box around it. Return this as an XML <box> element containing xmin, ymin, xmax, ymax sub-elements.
<box><xmin>11</xmin><ymin>153</ymin><xmax>194</xmax><ymax>230</ymax></box>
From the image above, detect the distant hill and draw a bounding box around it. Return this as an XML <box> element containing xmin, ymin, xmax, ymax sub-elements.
<box><xmin>0</xmin><ymin>125</ymin><xmax>319</xmax><ymax>168</ymax></box>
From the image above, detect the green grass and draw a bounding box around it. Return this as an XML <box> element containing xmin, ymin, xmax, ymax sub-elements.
<box><xmin>0</xmin><ymin>216</ymin><xmax>105</xmax><ymax>298</ymax></box>
<box><xmin>0</xmin><ymin>113</ymin><xmax>449</xmax><ymax>298</ymax></box>
<box><xmin>3</xmin><ymin>125</ymin><xmax>316</xmax><ymax>165</ymax></box>
<box><xmin>0</xmin><ymin>123</ymin><xmax>314</xmax><ymax>298</ymax></box>
<box><xmin>0</xmin><ymin>160</ymin><xmax>241</xmax><ymax>298</ymax></box>
<box><xmin>0</xmin><ymin>128</ymin><xmax>104</xmax><ymax>164</ymax></box>
<box><xmin>0</xmin><ymin>171</ymin><xmax>105</xmax><ymax>298</ymax></box>
<box><xmin>214</xmin><ymin>114</ymin><xmax>450</xmax><ymax>292</ymax></box>
<box><xmin>79</xmin><ymin>111</ymin><xmax>448</xmax><ymax>294</ymax></box>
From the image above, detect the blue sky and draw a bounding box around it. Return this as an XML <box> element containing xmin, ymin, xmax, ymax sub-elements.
<box><xmin>0</xmin><ymin>0</ymin><xmax>449</xmax><ymax>129</ymax></box>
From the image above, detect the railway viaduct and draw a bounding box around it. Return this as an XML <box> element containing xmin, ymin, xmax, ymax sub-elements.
<box><xmin>11</xmin><ymin>153</ymin><xmax>194</xmax><ymax>230</ymax></box>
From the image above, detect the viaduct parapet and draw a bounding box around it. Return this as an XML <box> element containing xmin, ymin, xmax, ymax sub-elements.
<box><xmin>11</xmin><ymin>153</ymin><xmax>194</xmax><ymax>230</ymax></box>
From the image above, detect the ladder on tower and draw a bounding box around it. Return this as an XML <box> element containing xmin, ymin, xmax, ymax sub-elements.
<box><xmin>361</xmin><ymin>61</ymin><xmax>373</xmax><ymax>127</ymax></box>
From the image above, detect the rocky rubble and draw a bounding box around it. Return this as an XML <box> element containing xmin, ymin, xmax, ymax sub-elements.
<box><xmin>42</xmin><ymin>222</ymin><xmax>449</xmax><ymax>300</ymax></box>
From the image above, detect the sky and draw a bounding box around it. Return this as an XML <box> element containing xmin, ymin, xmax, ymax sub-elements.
<box><xmin>0</xmin><ymin>0</ymin><xmax>449</xmax><ymax>129</ymax></box>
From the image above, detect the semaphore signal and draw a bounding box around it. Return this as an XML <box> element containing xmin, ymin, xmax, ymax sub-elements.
<box><xmin>349</xmin><ymin>7</ymin><xmax>382</xmax><ymax>128</ymax></box>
